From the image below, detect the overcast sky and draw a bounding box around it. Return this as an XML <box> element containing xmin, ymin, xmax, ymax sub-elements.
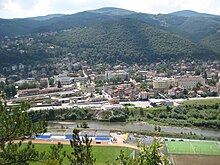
<box><xmin>0</xmin><ymin>0</ymin><xmax>220</xmax><ymax>18</ymax></box>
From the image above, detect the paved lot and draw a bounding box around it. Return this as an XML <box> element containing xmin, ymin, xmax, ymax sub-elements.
<box><xmin>120</xmin><ymin>101</ymin><xmax>152</xmax><ymax>108</ymax></box>
<box><xmin>125</xmin><ymin>134</ymin><xmax>154</xmax><ymax>146</ymax></box>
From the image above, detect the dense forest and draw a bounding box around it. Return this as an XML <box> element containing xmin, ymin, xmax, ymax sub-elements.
<box><xmin>42</xmin><ymin>19</ymin><xmax>218</xmax><ymax>65</ymax></box>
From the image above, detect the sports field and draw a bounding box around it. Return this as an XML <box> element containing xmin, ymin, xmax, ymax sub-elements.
<box><xmin>165</xmin><ymin>141</ymin><xmax>220</xmax><ymax>155</ymax></box>
<box><xmin>26</xmin><ymin>144</ymin><xmax>133</xmax><ymax>165</ymax></box>
<box><xmin>183</xmin><ymin>99</ymin><xmax>220</xmax><ymax>106</ymax></box>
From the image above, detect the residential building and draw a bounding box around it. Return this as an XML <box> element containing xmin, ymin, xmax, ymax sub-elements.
<box><xmin>175</xmin><ymin>76</ymin><xmax>205</xmax><ymax>89</ymax></box>
<box><xmin>54</xmin><ymin>72</ymin><xmax>72</xmax><ymax>85</ymax></box>
<box><xmin>105</xmin><ymin>70</ymin><xmax>129</xmax><ymax>80</ymax></box>
<box><xmin>40</xmin><ymin>78</ymin><xmax>49</xmax><ymax>88</ymax></box>
<box><xmin>153</xmin><ymin>77</ymin><xmax>175</xmax><ymax>90</ymax></box>
<box><xmin>138</xmin><ymin>92</ymin><xmax>148</xmax><ymax>100</ymax></box>
<box><xmin>40</xmin><ymin>87</ymin><xmax>62</xmax><ymax>94</ymax></box>
<box><xmin>18</xmin><ymin>88</ymin><xmax>40</xmax><ymax>97</ymax></box>
<box><xmin>95</xmin><ymin>74</ymin><xmax>105</xmax><ymax>81</ymax></box>
<box><xmin>217</xmin><ymin>82</ymin><xmax>220</xmax><ymax>94</ymax></box>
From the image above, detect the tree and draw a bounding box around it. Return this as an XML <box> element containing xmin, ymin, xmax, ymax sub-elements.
<box><xmin>203</xmin><ymin>71</ymin><xmax>207</xmax><ymax>80</ymax></box>
<box><xmin>166</xmin><ymin>106</ymin><xmax>172</xmax><ymax>112</ymax></box>
<box><xmin>40</xmin><ymin>80</ymin><xmax>48</xmax><ymax>89</ymax></box>
<box><xmin>0</xmin><ymin>141</ymin><xmax>43</xmax><ymax>165</ymax></box>
<box><xmin>3</xmin><ymin>84</ymin><xmax>17</xmax><ymax>98</ymax></box>
<box><xmin>0</xmin><ymin>102</ymin><xmax>47</xmax><ymax>165</ymax></box>
<box><xmin>158</xmin><ymin>126</ymin><xmax>161</xmax><ymax>132</ymax></box>
<box><xmin>196</xmin><ymin>82</ymin><xmax>202</xmax><ymax>90</ymax></box>
<box><xmin>183</xmin><ymin>89</ymin><xmax>188</xmax><ymax>95</ymax></box>
<box><xmin>194</xmin><ymin>70</ymin><xmax>201</xmax><ymax>76</ymax></box>
<box><xmin>57</xmin><ymin>80</ymin><xmax>62</xmax><ymax>88</ymax></box>
<box><xmin>67</xmin><ymin>129</ymin><xmax>95</xmax><ymax>165</ymax></box>
<box><xmin>80</xmin><ymin>121</ymin><xmax>89</xmax><ymax>128</ymax></box>
<box><xmin>49</xmin><ymin>78</ymin><xmax>55</xmax><ymax>87</ymax></box>
<box><xmin>43</xmin><ymin>142</ymin><xmax>66</xmax><ymax>165</ymax></box>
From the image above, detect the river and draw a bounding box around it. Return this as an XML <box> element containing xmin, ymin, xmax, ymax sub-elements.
<box><xmin>47</xmin><ymin>121</ymin><xmax>220</xmax><ymax>138</ymax></box>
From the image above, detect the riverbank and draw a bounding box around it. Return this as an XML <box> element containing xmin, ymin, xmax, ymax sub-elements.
<box><xmin>47</xmin><ymin>121</ymin><xmax>220</xmax><ymax>141</ymax></box>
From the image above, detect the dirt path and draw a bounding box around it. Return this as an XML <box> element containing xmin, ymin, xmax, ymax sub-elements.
<box><xmin>19</xmin><ymin>139</ymin><xmax>138</xmax><ymax>150</ymax></box>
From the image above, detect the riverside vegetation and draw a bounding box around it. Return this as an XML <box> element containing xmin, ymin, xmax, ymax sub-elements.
<box><xmin>29</xmin><ymin>102</ymin><xmax>220</xmax><ymax>130</ymax></box>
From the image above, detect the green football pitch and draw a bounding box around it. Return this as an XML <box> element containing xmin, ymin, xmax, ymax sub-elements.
<box><xmin>165</xmin><ymin>141</ymin><xmax>220</xmax><ymax>155</ymax></box>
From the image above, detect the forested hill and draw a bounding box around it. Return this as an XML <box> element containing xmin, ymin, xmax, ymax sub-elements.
<box><xmin>42</xmin><ymin>19</ymin><xmax>219</xmax><ymax>64</ymax></box>
<box><xmin>0</xmin><ymin>7</ymin><xmax>220</xmax><ymax>66</ymax></box>
<box><xmin>1</xmin><ymin>7</ymin><xmax>220</xmax><ymax>43</ymax></box>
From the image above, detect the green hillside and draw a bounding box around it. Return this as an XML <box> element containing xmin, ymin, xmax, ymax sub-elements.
<box><xmin>201</xmin><ymin>29</ymin><xmax>220</xmax><ymax>53</ymax></box>
<box><xmin>42</xmin><ymin>18</ymin><xmax>218</xmax><ymax>65</ymax></box>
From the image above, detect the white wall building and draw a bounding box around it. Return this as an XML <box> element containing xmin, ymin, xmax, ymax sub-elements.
<box><xmin>153</xmin><ymin>77</ymin><xmax>175</xmax><ymax>89</ymax></box>
<box><xmin>101</xmin><ymin>104</ymin><xmax>124</xmax><ymax>110</ymax></box>
<box><xmin>105</xmin><ymin>70</ymin><xmax>129</xmax><ymax>80</ymax></box>
<box><xmin>54</xmin><ymin>71</ymin><xmax>72</xmax><ymax>85</ymax></box>
<box><xmin>175</xmin><ymin>76</ymin><xmax>205</xmax><ymax>89</ymax></box>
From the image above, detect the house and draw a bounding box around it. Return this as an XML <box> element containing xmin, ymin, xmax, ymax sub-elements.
<box><xmin>108</xmin><ymin>98</ymin><xmax>120</xmax><ymax>104</ymax></box>
<box><xmin>95</xmin><ymin>74</ymin><xmax>105</xmax><ymax>81</ymax></box>
<box><xmin>138</xmin><ymin>92</ymin><xmax>148</xmax><ymax>100</ymax></box>
<box><xmin>188</xmin><ymin>90</ymin><xmax>197</xmax><ymax>97</ymax></box>
<box><xmin>40</xmin><ymin>87</ymin><xmax>62</xmax><ymax>94</ymax></box>
<box><xmin>168</xmin><ymin>89</ymin><xmax>176</xmax><ymax>97</ymax></box>
<box><xmin>18</xmin><ymin>88</ymin><xmax>40</xmax><ymax>97</ymax></box>
<box><xmin>73</xmin><ymin>76</ymin><xmax>87</xmax><ymax>82</ymax></box>
<box><xmin>40</xmin><ymin>78</ymin><xmax>49</xmax><ymax>88</ymax></box>
<box><xmin>216</xmin><ymin>82</ymin><xmax>220</xmax><ymax>94</ymax></box>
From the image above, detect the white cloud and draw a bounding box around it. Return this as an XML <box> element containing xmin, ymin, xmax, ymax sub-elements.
<box><xmin>0</xmin><ymin>0</ymin><xmax>219</xmax><ymax>18</ymax></box>
<box><xmin>11</xmin><ymin>0</ymin><xmax>39</xmax><ymax>10</ymax></box>
<box><xmin>114</xmin><ymin>0</ymin><xmax>220</xmax><ymax>14</ymax></box>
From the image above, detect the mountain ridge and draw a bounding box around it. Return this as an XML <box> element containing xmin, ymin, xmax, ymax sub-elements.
<box><xmin>0</xmin><ymin>7</ymin><xmax>219</xmax><ymax>66</ymax></box>
<box><xmin>170</xmin><ymin>10</ymin><xmax>220</xmax><ymax>18</ymax></box>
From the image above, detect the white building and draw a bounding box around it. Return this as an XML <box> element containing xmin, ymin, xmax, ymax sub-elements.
<box><xmin>0</xmin><ymin>78</ymin><xmax>6</xmax><ymax>83</ymax></box>
<box><xmin>153</xmin><ymin>77</ymin><xmax>175</xmax><ymax>90</ymax></box>
<box><xmin>175</xmin><ymin>76</ymin><xmax>205</xmax><ymax>89</ymax></box>
<box><xmin>105</xmin><ymin>70</ymin><xmax>129</xmax><ymax>80</ymax></box>
<box><xmin>138</xmin><ymin>92</ymin><xmax>148</xmax><ymax>100</ymax></box>
<box><xmin>101</xmin><ymin>104</ymin><xmax>124</xmax><ymax>110</ymax></box>
<box><xmin>54</xmin><ymin>71</ymin><xmax>72</xmax><ymax>85</ymax></box>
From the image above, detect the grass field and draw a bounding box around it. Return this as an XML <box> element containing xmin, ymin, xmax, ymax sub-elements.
<box><xmin>183</xmin><ymin>99</ymin><xmax>220</xmax><ymax>106</ymax></box>
<box><xmin>166</xmin><ymin>141</ymin><xmax>220</xmax><ymax>155</ymax></box>
<box><xmin>27</xmin><ymin>144</ymin><xmax>132</xmax><ymax>165</ymax></box>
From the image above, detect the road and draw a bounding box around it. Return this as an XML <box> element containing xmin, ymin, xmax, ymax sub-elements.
<box><xmin>27</xmin><ymin>96</ymin><xmax>220</xmax><ymax>111</ymax></box>
<box><xmin>120</xmin><ymin>96</ymin><xmax>220</xmax><ymax>108</ymax></box>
